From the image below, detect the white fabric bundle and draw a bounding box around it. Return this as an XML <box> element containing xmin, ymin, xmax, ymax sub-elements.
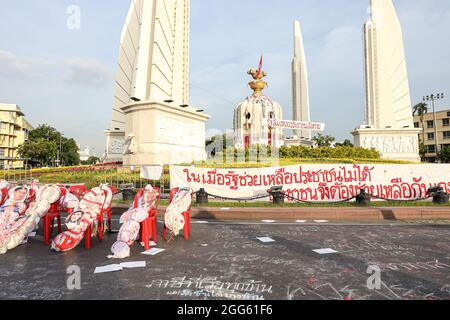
<box><xmin>51</xmin><ymin>187</ymin><xmax>106</xmax><ymax>252</ymax></box>
<box><xmin>108</xmin><ymin>208</ymin><xmax>148</xmax><ymax>259</ymax></box>
<box><xmin>0</xmin><ymin>185</ymin><xmax>61</xmax><ymax>255</ymax></box>
<box><xmin>164</xmin><ymin>188</ymin><xmax>191</xmax><ymax>237</ymax></box>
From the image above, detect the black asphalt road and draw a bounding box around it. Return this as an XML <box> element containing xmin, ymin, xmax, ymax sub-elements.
<box><xmin>0</xmin><ymin>219</ymin><xmax>449</xmax><ymax>300</ymax></box>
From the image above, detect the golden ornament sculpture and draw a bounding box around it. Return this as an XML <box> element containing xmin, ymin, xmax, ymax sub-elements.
<box><xmin>247</xmin><ymin>68</ymin><xmax>268</xmax><ymax>95</ymax></box>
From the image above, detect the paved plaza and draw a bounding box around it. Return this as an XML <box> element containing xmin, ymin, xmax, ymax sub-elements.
<box><xmin>0</xmin><ymin>219</ymin><xmax>449</xmax><ymax>300</ymax></box>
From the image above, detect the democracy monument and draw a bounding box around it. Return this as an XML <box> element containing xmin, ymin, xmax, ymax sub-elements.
<box><xmin>104</xmin><ymin>0</ymin><xmax>421</xmax><ymax>165</ymax></box>
<box><xmin>352</xmin><ymin>0</ymin><xmax>421</xmax><ymax>162</ymax></box>
<box><xmin>104</xmin><ymin>0</ymin><xmax>209</xmax><ymax>166</ymax></box>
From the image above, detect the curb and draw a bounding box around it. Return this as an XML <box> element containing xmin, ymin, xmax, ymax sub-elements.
<box><xmin>111</xmin><ymin>205</ymin><xmax>450</xmax><ymax>221</ymax></box>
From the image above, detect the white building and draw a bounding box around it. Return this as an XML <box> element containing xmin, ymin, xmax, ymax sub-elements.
<box><xmin>352</xmin><ymin>0</ymin><xmax>420</xmax><ymax>162</ymax></box>
<box><xmin>78</xmin><ymin>146</ymin><xmax>94</xmax><ymax>162</ymax></box>
<box><xmin>105</xmin><ymin>0</ymin><xmax>209</xmax><ymax>165</ymax></box>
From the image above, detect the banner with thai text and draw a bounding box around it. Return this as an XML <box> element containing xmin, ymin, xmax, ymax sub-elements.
<box><xmin>263</xmin><ymin>118</ymin><xmax>325</xmax><ymax>131</ymax></box>
<box><xmin>170</xmin><ymin>164</ymin><xmax>450</xmax><ymax>202</ymax></box>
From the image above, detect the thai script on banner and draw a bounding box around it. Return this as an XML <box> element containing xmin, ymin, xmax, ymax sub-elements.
<box><xmin>170</xmin><ymin>164</ymin><xmax>450</xmax><ymax>202</ymax></box>
<box><xmin>263</xmin><ymin>118</ymin><xmax>325</xmax><ymax>131</ymax></box>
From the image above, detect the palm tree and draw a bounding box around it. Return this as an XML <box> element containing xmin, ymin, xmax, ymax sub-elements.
<box><xmin>413</xmin><ymin>102</ymin><xmax>429</xmax><ymax>148</ymax></box>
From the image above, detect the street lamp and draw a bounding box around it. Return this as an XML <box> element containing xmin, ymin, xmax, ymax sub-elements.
<box><xmin>423</xmin><ymin>93</ymin><xmax>445</xmax><ymax>162</ymax></box>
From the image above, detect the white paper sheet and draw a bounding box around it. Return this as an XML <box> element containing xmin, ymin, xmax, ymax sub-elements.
<box><xmin>314</xmin><ymin>220</ymin><xmax>329</xmax><ymax>223</ymax></box>
<box><xmin>120</xmin><ymin>261</ymin><xmax>146</xmax><ymax>269</ymax></box>
<box><xmin>262</xmin><ymin>220</ymin><xmax>276</xmax><ymax>223</ymax></box>
<box><xmin>196</xmin><ymin>221</ymin><xmax>209</xmax><ymax>224</ymax></box>
<box><xmin>296</xmin><ymin>220</ymin><xmax>307</xmax><ymax>223</ymax></box>
<box><xmin>257</xmin><ymin>237</ymin><xmax>276</xmax><ymax>243</ymax></box>
<box><xmin>94</xmin><ymin>264</ymin><xmax>123</xmax><ymax>274</ymax></box>
<box><xmin>313</xmin><ymin>248</ymin><xmax>338</xmax><ymax>255</ymax></box>
<box><xmin>141</xmin><ymin>248</ymin><xmax>166</xmax><ymax>256</ymax></box>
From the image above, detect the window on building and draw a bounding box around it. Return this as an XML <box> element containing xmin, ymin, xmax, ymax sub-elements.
<box><xmin>0</xmin><ymin>148</ymin><xmax>4</xmax><ymax>157</ymax></box>
<box><xmin>427</xmin><ymin>120</ymin><xmax>434</xmax><ymax>128</ymax></box>
<box><xmin>443</xmin><ymin>118</ymin><xmax>450</xmax><ymax>127</ymax></box>
<box><xmin>444</xmin><ymin>131</ymin><xmax>450</xmax><ymax>140</ymax></box>
<box><xmin>447</xmin><ymin>112</ymin><xmax>450</xmax><ymax>117</ymax></box>
<box><xmin>428</xmin><ymin>133</ymin><xmax>435</xmax><ymax>141</ymax></box>
<box><xmin>414</xmin><ymin>122</ymin><xmax>419</xmax><ymax>128</ymax></box>
<box><xmin>427</xmin><ymin>145</ymin><xmax>436</xmax><ymax>154</ymax></box>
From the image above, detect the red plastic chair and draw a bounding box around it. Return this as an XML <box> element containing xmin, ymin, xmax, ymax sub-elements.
<box><xmin>69</xmin><ymin>185</ymin><xmax>87</xmax><ymax>201</ymax></box>
<box><xmin>96</xmin><ymin>186</ymin><xmax>117</xmax><ymax>241</ymax></box>
<box><xmin>0</xmin><ymin>187</ymin><xmax>9</xmax><ymax>206</ymax></box>
<box><xmin>43</xmin><ymin>188</ymin><xmax>65</xmax><ymax>246</ymax></box>
<box><xmin>163</xmin><ymin>188</ymin><xmax>192</xmax><ymax>241</ymax></box>
<box><xmin>134</xmin><ymin>187</ymin><xmax>161</xmax><ymax>250</ymax></box>
<box><xmin>101</xmin><ymin>185</ymin><xmax>117</xmax><ymax>232</ymax></box>
<box><xmin>83</xmin><ymin>189</ymin><xmax>110</xmax><ymax>249</ymax></box>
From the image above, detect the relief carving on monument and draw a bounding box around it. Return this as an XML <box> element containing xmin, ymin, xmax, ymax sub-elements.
<box><xmin>108</xmin><ymin>138</ymin><xmax>125</xmax><ymax>154</ymax></box>
<box><xmin>361</xmin><ymin>136</ymin><xmax>418</xmax><ymax>154</ymax></box>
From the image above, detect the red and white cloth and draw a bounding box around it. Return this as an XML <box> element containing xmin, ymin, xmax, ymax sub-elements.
<box><xmin>0</xmin><ymin>184</ymin><xmax>61</xmax><ymax>255</ymax></box>
<box><xmin>51</xmin><ymin>187</ymin><xmax>107</xmax><ymax>252</ymax></box>
<box><xmin>108</xmin><ymin>185</ymin><xmax>158</xmax><ymax>259</ymax></box>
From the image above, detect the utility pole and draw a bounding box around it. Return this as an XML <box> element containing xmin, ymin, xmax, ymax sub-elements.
<box><xmin>424</xmin><ymin>93</ymin><xmax>445</xmax><ymax>162</ymax></box>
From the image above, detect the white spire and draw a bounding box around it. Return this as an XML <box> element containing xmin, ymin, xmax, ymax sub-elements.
<box><xmin>364</xmin><ymin>0</ymin><xmax>413</xmax><ymax>129</ymax></box>
<box><xmin>110</xmin><ymin>0</ymin><xmax>190</xmax><ymax>131</ymax></box>
<box><xmin>292</xmin><ymin>20</ymin><xmax>311</xmax><ymax>139</ymax></box>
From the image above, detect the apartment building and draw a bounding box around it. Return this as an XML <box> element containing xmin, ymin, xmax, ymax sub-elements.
<box><xmin>413</xmin><ymin>108</ymin><xmax>450</xmax><ymax>162</ymax></box>
<box><xmin>0</xmin><ymin>104</ymin><xmax>34</xmax><ymax>169</ymax></box>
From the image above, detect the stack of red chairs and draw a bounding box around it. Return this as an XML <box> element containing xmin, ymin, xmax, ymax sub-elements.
<box><xmin>163</xmin><ymin>188</ymin><xmax>192</xmax><ymax>241</ymax></box>
<box><xmin>134</xmin><ymin>187</ymin><xmax>161</xmax><ymax>250</ymax></box>
<box><xmin>43</xmin><ymin>187</ymin><xmax>66</xmax><ymax>246</ymax></box>
<box><xmin>95</xmin><ymin>185</ymin><xmax>117</xmax><ymax>242</ymax></box>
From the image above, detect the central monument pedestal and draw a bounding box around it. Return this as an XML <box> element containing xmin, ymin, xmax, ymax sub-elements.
<box><xmin>352</xmin><ymin>127</ymin><xmax>421</xmax><ymax>162</ymax></box>
<box><xmin>121</xmin><ymin>101</ymin><xmax>210</xmax><ymax>166</ymax></box>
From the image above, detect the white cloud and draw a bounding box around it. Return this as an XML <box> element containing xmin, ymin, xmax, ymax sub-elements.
<box><xmin>62</xmin><ymin>58</ymin><xmax>113</xmax><ymax>87</ymax></box>
<box><xmin>0</xmin><ymin>50</ymin><xmax>34</xmax><ymax>78</ymax></box>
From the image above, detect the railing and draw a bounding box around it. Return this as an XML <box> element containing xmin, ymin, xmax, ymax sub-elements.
<box><xmin>1</xmin><ymin>164</ymin><xmax>33</xmax><ymax>184</ymax></box>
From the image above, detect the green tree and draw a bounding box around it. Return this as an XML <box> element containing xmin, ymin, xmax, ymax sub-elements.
<box><xmin>18</xmin><ymin>138</ymin><xmax>58</xmax><ymax>167</ymax></box>
<box><xmin>313</xmin><ymin>134</ymin><xmax>336</xmax><ymax>148</ymax></box>
<box><xmin>438</xmin><ymin>147</ymin><xmax>450</xmax><ymax>163</ymax></box>
<box><xmin>18</xmin><ymin>124</ymin><xmax>81</xmax><ymax>167</ymax></box>
<box><xmin>335</xmin><ymin>139</ymin><xmax>354</xmax><ymax>148</ymax></box>
<box><xmin>82</xmin><ymin>156</ymin><xmax>100</xmax><ymax>165</ymax></box>
<box><xmin>413</xmin><ymin>102</ymin><xmax>429</xmax><ymax>146</ymax></box>
<box><xmin>419</xmin><ymin>143</ymin><xmax>427</xmax><ymax>162</ymax></box>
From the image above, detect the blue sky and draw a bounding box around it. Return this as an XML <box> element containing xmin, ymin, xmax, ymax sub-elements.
<box><xmin>0</xmin><ymin>0</ymin><xmax>449</xmax><ymax>156</ymax></box>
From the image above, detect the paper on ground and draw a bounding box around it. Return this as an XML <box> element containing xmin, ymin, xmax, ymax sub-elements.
<box><xmin>196</xmin><ymin>221</ymin><xmax>209</xmax><ymax>224</ymax></box>
<box><xmin>314</xmin><ymin>220</ymin><xmax>329</xmax><ymax>223</ymax></box>
<box><xmin>262</xmin><ymin>220</ymin><xmax>276</xmax><ymax>223</ymax></box>
<box><xmin>257</xmin><ymin>237</ymin><xmax>276</xmax><ymax>243</ymax></box>
<box><xmin>313</xmin><ymin>248</ymin><xmax>338</xmax><ymax>255</ymax></box>
<box><xmin>94</xmin><ymin>264</ymin><xmax>123</xmax><ymax>274</ymax></box>
<box><xmin>142</xmin><ymin>248</ymin><xmax>166</xmax><ymax>256</ymax></box>
<box><xmin>296</xmin><ymin>220</ymin><xmax>307</xmax><ymax>223</ymax></box>
<box><xmin>120</xmin><ymin>261</ymin><xmax>146</xmax><ymax>269</ymax></box>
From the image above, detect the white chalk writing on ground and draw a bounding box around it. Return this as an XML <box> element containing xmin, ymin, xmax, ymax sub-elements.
<box><xmin>146</xmin><ymin>276</ymin><xmax>273</xmax><ymax>295</ymax></box>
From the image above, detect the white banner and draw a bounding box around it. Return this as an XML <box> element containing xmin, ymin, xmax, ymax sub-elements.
<box><xmin>263</xmin><ymin>118</ymin><xmax>325</xmax><ymax>131</ymax></box>
<box><xmin>170</xmin><ymin>164</ymin><xmax>450</xmax><ymax>202</ymax></box>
